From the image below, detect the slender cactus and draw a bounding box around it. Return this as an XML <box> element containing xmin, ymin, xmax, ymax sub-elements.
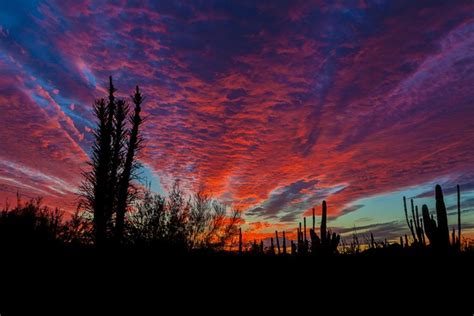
<box><xmin>275</xmin><ymin>230</ymin><xmax>281</xmax><ymax>254</ymax></box>
<box><xmin>269</xmin><ymin>237</ymin><xmax>275</xmax><ymax>255</ymax></box>
<box><xmin>451</xmin><ymin>228</ymin><xmax>455</xmax><ymax>248</ymax></box>
<box><xmin>457</xmin><ymin>184</ymin><xmax>461</xmax><ymax>248</ymax></box>
<box><xmin>435</xmin><ymin>184</ymin><xmax>450</xmax><ymax>249</ymax></box>
<box><xmin>238</xmin><ymin>227</ymin><xmax>242</xmax><ymax>254</ymax></box>
<box><xmin>420</xmin><ymin>184</ymin><xmax>453</xmax><ymax>251</ymax></box>
<box><xmin>282</xmin><ymin>231</ymin><xmax>287</xmax><ymax>254</ymax></box>
<box><xmin>404</xmin><ymin>196</ymin><xmax>416</xmax><ymax>243</ymax></box>
<box><xmin>303</xmin><ymin>217</ymin><xmax>307</xmax><ymax>243</ymax></box>
<box><xmin>321</xmin><ymin>201</ymin><xmax>327</xmax><ymax>244</ymax></box>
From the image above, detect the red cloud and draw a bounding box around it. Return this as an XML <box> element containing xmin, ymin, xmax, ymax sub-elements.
<box><xmin>1</xmin><ymin>1</ymin><xmax>474</xmax><ymax>240</ymax></box>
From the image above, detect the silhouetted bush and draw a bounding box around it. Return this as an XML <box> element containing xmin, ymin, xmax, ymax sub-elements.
<box><xmin>0</xmin><ymin>198</ymin><xmax>63</xmax><ymax>248</ymax></box>
<box><xmin>127</xmin><ymin>181</ymin><xmax>241</xmax><ymax>252</ymax></box>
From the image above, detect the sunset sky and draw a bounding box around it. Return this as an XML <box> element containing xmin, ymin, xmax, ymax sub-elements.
<box><xmin>1</xmin><ymin>0</ymin><xmax>474</xmax><ymax>242</ymax></box>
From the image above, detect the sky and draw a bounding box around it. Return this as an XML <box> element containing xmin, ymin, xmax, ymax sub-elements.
<box><xmin>1</xmin><ymin>0</ymin><xmax>474</xmax><ymax>243</ymax></box>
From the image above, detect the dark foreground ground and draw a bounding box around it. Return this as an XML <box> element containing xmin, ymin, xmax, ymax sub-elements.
<box><xmin>0</xmin><ymin>247</ymin><xmax>473</xmax><ymax>314</ymax></box>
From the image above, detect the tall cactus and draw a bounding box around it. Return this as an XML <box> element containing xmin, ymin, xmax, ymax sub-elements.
<box><xmin>309</xmin><ymin>200</ymin><xmax>340</xmax><ymax>255</ymax></box>
<box><xmin>238</xmin><ymin>227</ymin><xmax>242</xmax><ymax>254</ymax></box>
<box><xmin>297</xmin><ymin>221</ymin><xmax>308</xmax><ymax>254</ymax></box>
<box><xmin>291</xmin><ymin>240</ymin><xmax>296</xmax><ymax>255</ymax></box>
<box><xmin>321</xmin><ymin>201</ymin><xmax>327</xmax><ymax>244</ymax></box>
<box><xmin>421</xmin><ymin>184</ymin><xmax>452</xmax><ymax>251</ymax></box>
<box><xmin>435</xmin><ymin>184</ymin><xmax>450</xmax><ymax>248</ymax></box>
<box><xmin>457</xmin><ymin>184</ymin><xmax>461</xmax><ymax>249</ymax></box>
<box><xmin>275</xmin><ymin>230</ymin><xmax>281</xmax><ymax>254</ymax></box>
<box><xmin>303</xmin><ymin>217</ymin><xmax>307</xmax><ymax>243</ymax></box>
<box><xmin>403</xmin><ymin>196</ymin><xmax>417</xmax><ymax>244</ymax></box>
<box><xmin>282</xmin><ymin>231</ymin><xmax>287</xmax><ymax>254</ymax></box>
<box><xmin>269</xmin><ymin>237</ymin><xmax>275</xmax><ymax>255</ymax></box>
<box><xmin>402</xmin><ymin>196</ymin><xmax>425</xmax><ymax>246</ymax></box>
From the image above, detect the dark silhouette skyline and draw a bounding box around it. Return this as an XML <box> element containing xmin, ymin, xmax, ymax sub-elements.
<box><xmin>1</xmin><ymin>1</ymin><xmax>474</xmax><ymax>244</ymax></box>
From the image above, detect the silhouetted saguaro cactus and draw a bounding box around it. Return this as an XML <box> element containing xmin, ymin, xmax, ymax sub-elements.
<box><xmin>269</xmin><ymin>237</ymin><xmax>275</xmax><ymax>255</ymax></box>
<box><xmin>282</xmin><ymin>231</ymin><xmax>287</xmax><ymax>254</ymax></box>
<box><xmin>402</xmin><ymin>196</ymin><xmax>426</xmax><ymax>246</ymax></box>
<box><xmin>321</xmin><ymin>201</ymin><xmax>327</xmax><ymax>244</ymax></box>
<box><xmin>238</xmin><ymin>227</ymin><xmax>242</xmax><ymax>254</ymax></box>
<box><xmin>457</xmin><ymin>184</ymin><xmax>461</xmax><ymax>249</ymax></box>
<box><xmin>435</xmin><ymin>184</ymin><xmax>449</xmax><ymax>248</ymax></box>
<box><xmin>303</xmin><ymin>217</ymin><xmax>307</xmax><ymax>243</ymax></box>
<box><xmin>297</xmin><ymin>222</ymin><xmax>307</xmax><ymax>254</ymax></box>
<box><xmin>421</xmin><ymin>184</ymin><xmax>454</xmax><ymax>251</ymax></box>
<box><xmin>403</xmin><ymin>196</ymin><xmax>417</xmax><ymax>244</ymax></box>
<box><xmin>275</xmin><ymin>230</ymin><xmax>281</xmax><ymax>254</ymax></box>
<box><xmin>308</xmin><ymin>200</ymin><xmax>340</xmax><ymax>255</ymax></box>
